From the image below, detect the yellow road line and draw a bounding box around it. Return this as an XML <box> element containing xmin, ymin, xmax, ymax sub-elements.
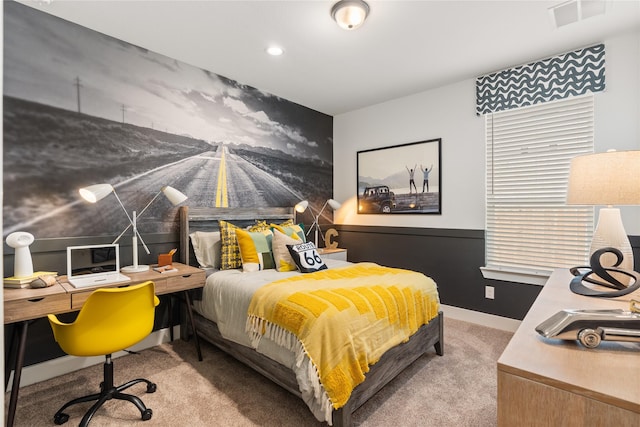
<box><xmin>216</xmin><ymin>149</ymin><xmax>229</xmax><ymax>207</ymax></box>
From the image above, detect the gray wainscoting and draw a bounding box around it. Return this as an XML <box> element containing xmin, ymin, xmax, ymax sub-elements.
<box><xmin>4</xmin><ymin>230</ymin><xmax>639</xmax><ymax>366</ymax></box>
<box><xmin>332</xmin><ymin>225</ymin><xmax>640</xmax><ymax>321</ymax></box>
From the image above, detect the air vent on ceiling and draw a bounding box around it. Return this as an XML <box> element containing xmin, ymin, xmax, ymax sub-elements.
<box><xmin>549</xmin><ymin>0</ymin><xmax>606</xmax><ymax>29</ymax></box>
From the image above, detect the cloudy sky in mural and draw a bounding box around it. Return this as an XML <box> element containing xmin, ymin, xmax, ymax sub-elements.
<box><xmin>4</xmin><ymin>2</ymin><xmax>331</xmax><ymax>162</ymax></box>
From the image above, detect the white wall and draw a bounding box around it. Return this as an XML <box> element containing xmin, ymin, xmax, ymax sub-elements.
<box><xmin>334</xmin><ymin>30</ymin><xmax>640</xmax><ymax>234</ymax></box>
<box><xmin>594</xmin><ymin>31</ymin><xmax>640</xmax><ymax>232</ymax></box>
<box><xmin>333</xmin><ymin>79</ymin><xmax>485</xmax><ymax>230</ymax></box>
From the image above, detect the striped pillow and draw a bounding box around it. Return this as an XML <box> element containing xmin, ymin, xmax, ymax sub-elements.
<box><xmin>219</xmin><ymin>220</ymin><xmax>272</xmax><ymax>270</ymax></box>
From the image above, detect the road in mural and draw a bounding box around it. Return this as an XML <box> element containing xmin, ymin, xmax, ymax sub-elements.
<box><xmin>3</xmin><ymin>2</ymin><xmax>333</xmax><ymax>239</ymax></box>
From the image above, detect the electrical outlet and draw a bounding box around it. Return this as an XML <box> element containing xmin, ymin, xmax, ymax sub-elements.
<box><xmin>485</xmin><ymin>286</ymin><xmax>495</xmax><ymax>300</ymax></box>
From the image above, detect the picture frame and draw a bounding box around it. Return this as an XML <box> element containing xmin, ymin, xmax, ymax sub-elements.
<box><xmin>357</xmin><ymin>138</ymin><xmax>441</xmax><ymax>214</ymax></box>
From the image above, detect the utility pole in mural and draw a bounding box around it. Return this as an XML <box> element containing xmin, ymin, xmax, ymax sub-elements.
<box><xmin>2</xmin><ymin>2</ymin><xmax>334</xmax><ymax>240</ymax></box>
<box><xmin>74</xmin><ymin>76</ymin><xmax>82</xmax><ymax>114</ymax></box>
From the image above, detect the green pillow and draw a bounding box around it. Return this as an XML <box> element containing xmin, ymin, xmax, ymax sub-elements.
<box><xmin>271</xmin><ymin>222</ymin><xmax>305</xmax><ymax>242</ymax></box>
<box><xmin>236</xmin><ymin>228</ymin><xmax>275</xmax><ymax>272</ymax></box>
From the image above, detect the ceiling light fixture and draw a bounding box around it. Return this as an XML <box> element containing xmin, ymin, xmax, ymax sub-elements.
<box><xmin>266</xmin><ymin>46</ymin><xmax>284</xmax><ymax>56</ymax></box>
<box><xmin>331</xmin><ymin>0</ymin><xmax>370</xmax><ymax>30</ymax></box>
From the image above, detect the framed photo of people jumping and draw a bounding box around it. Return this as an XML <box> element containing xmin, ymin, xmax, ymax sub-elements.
<box><xmin>357</xmin><ymin>138</ymin><xmax>441</xmax><ymax>214</ymax></box>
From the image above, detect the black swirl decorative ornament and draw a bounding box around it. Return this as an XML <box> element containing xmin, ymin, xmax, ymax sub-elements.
<box><xmin>570</xmin><ymin>247</ymin><xmax>640</xmax><ymax>297</ymax></box>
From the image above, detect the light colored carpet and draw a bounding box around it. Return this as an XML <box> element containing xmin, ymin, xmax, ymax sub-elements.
<box><xmin>7</xmin><ymin>318</ymin><xmax>513</xmax><ymax>426</ymax></box>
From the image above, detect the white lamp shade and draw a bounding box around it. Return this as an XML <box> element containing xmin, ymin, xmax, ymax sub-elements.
<box><xmin>327</xmin><ymin>199</ymin><xmax>341</xmax><ymax>210</ymax></box>
<box><xmin>331</xmin><ymin>0</ymin><xmax>370</xmax><ymax>30</ymax></box>
<box><xmin>567</xmin><ymin>150</ymin><xmax>640</xmax><ymax>205</ymax></box>
<box><xmin>295</xmin><ymin>200</ymin><xmax>309</xmax><ymax>213</ymax></box>
<box><xmin>79</xmin><ymin>184</ymin><xmax>114</xmax><ymax>203</ymax></box>
<box><xmin>162</xmin><ymin>185</ymin><xmax>188</xmax><ymax>205</ymax></box>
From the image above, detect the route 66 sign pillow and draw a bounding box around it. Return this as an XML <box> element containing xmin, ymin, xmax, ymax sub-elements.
<box><xmin>287</xmin><ymin>242</ymin><xmax>327</xmax><ymax>273</ymax></box>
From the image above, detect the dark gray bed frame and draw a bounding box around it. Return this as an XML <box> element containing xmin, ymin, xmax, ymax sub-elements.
<box><xmin>178</xmin><ymin>206</ymin><xmax>444</xmax><ymax>427</ymax></box>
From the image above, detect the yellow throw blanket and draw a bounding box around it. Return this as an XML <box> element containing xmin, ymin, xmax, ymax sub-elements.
<box><xmin>246</xmin><ymin>263</ymin><xmax>439</xmax><ymax>415</ymax></box>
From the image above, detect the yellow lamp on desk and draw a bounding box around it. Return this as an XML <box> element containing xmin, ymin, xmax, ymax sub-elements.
<box><xmin>79</xmin><ymin>184</ymin><xmax>187</xmax><ymax>273</ymax></box>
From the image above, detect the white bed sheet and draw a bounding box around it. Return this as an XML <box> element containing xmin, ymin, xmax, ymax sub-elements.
<box><xmin>192</xmin><ymin>258</ymin><xmax>351</xmax><ymax>423</ymax></box>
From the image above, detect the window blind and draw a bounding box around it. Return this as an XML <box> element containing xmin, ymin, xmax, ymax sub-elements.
<box><xmin>483</xmin><ymin>95</ymin><xmax>594</xmax><ymax>284</ymax></box>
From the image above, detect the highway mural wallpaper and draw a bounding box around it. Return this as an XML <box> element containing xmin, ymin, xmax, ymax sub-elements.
<box><xmin>3</xmin><ymin>2</ymin><xmax>333</xmax><ymax>239</ymax></box>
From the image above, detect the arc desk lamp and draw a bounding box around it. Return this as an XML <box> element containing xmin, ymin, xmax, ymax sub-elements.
<box><xmin>295</xmin><ymin>199</ymin><xmax>341</xmax><ymax>248</ymax></box>
<box><xmin>79</xmin><ymin>184</ymin><xmax>187</xmax><ymax>273</ymax></box>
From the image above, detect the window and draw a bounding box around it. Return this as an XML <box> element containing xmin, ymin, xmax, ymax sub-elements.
<box><xmin>482</xmin><ymin>95</ymin><xmax>594</xmax><ymax>285</ymax></box>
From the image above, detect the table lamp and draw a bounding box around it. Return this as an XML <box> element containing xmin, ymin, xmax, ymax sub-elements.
<box><xmin>294</xmin><ymin>200</ymin><xmax>309</xmax><ymax>224</ymax></box>
<box><xmin>295</xmin><ymin>199</ymin><xmax>341</xmax><ymax>247</ymax></box>
<box><xmin>5</xmin><ymin>231</ymin><xmax>35</xmax><ymax>278</ymax></box>
<box><xmin>79</xmin><ymin>184</ymin><xmax>188</xmax><ymax>273</ymax></box>
<box><xmin>566</xmin><ymin>150</ymin><xmax>640</xmax><ymax>289</ymax></box>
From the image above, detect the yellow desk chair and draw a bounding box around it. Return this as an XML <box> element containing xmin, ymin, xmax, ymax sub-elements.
<box><xmin>48</xmin><ymin>281</ymin><xmax>160</xmax><ymax>426</ymax></box>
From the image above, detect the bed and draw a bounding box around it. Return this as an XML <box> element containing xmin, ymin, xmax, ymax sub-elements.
<box><xmin>178</xmin><ymin>206</ymin><xmax>443</xmax><ymax>426</ymax></box>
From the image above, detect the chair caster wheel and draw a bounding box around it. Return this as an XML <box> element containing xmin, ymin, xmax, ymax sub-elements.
<box><xmin>147</xmin><ymin>382</ymin><xmax>157</xmax><ymax>393</ymax></box>
<box><xmin>142</xmin><ymin>408</ymin><xmax>153</xmax><ymax>421</ymax></box>
<box><xmin>54</xmin><ymin>412</ymin><xmax>69</xmax><ymax>425</ymax></box>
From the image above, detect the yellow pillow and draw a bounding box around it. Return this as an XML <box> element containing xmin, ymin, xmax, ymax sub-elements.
<box><xmin>271</xmin><ymin>222</ymin><xmax>305</xmax><ymax>242</ymax></box>
<box><xmin>251</xmin><ymin>220</ymin><xmax>271</xmax><ymax>232</ymax></box>
<box><xmin>219</xmin><ymin>220</ymin><xmax>270</xmax><ymax>270</ymax></box>
<box><xmin>219</xmin><ymin>220</ymin><xmax>240</xmax><ymax>270</ymax></box>
<box><xmin>236</xmin><ymin>229</ymin><xmax>274</xmax><ymax>272</ymax></box>
<box><xmin>271</xmin><ymin>229</ymin><xmax>301</xmax><ymax>272</ymax></box>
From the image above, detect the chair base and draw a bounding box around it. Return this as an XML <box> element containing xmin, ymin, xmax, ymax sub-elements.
<box><xmin>53</xmin><ymin>355</ymin><xmax>156</xmax><ymax>427</ymax></box>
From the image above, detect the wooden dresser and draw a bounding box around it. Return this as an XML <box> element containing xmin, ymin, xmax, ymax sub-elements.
<box><xmin>497</xmin><ymin>269</ymin><xmax>640</xmax><ymax>426</ymax></box>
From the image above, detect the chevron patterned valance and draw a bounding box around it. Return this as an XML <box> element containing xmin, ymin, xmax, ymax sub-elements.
<box><xmin>476</xmin><ymin>44</ymin><xmax>605</xmax><ymax>115</ymax></box>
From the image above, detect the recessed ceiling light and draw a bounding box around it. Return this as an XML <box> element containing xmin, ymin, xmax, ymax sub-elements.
<box><xmin>266</xmin><ymin>46</ymin><xmax>284</xmax><ymax>56</ymax></box>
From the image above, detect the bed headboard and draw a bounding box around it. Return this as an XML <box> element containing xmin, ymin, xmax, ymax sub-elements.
<box><xmin>179</xmin><ymin>206</ymin><xmax>295</xmax><ymax>266</ymax></box>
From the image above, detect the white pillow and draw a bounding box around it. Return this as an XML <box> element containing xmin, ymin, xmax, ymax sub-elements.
<box><xmin>189</xmin><ymin>231</ymin><xmax>221</xmax><ymax>269</ymax></box>
<box><xmin>272</xmin><ymin>229</ymin><xmax>301</xmax><ymax>272</ymax></box>
<box><xmin>287</xmin><ymin>241</ymin><xmax>327</xmax><ymax>273</ymax></box>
